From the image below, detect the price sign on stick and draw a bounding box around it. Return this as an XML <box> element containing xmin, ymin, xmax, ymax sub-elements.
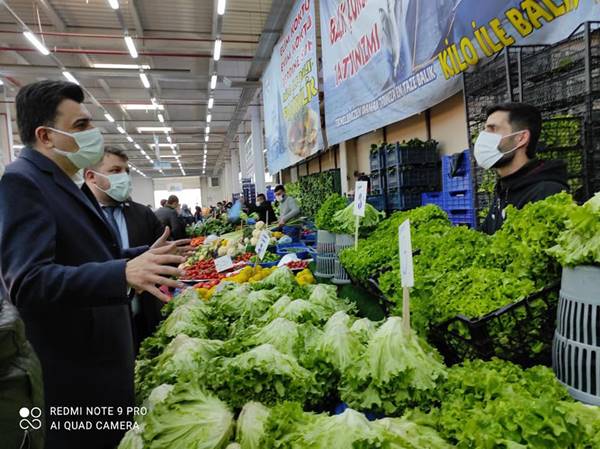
<box><xmin>214</xmin><ymin>255</ymin><xmax>234</xmax><ymax>273</ymax></box>
<box><xmin>353</xmin><ymin>181</ymin><xmax>368</xmax><ymax>249</ymax></box>
<box><xmin>398</xmin><ymin>219</ymin><xmax>414</xmax><ymax>334</ymax></box>
<box><xmin>255</xmin><ymin>231</ymin><xmax>271</xmax><ymax>260</ymax></box>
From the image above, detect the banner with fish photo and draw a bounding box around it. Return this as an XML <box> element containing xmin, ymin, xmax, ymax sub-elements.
<box><xmin>262</xmin><ymin>0</ymin><xmax>323</xmax><ymax>174</ymax></box>
<box><xmin>319</xmin><ymin>0</ymin><xmax>599</xmax><ymax>145</ymax></box>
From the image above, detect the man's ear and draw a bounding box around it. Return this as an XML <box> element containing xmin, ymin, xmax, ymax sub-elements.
<box><xmin>519</xmin><ymin>129</ymin><xmax>531</xmax><ymax>150</ymax></box>
<box><xmin>83</xmin><ymin>168</ymin><xmax>94</xmax><ymax>181</ymax></box>
<box><xmin>35</xmin><ymin>127</ymin><xmax>52</xmax><ymax>147</ymax></box>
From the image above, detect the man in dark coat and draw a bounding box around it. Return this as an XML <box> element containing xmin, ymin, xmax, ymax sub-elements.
<box><xmin>84</xmin><ymin>147</ymin><xmax>192</xmax><ymax>349</ymax></box>
<box><xmin>474</xmin><ymin>103</ymin><xmax>569</xmax><ymax>234</ymax></box>
<box><xmin>154</xmin><ymin>194</ymin><xmax>186</xmax><ymax>239</ymax></box>
<box><xmin>0</xmin><ymin>80</ymin><xmax>186</xmax><ymax>449</ymax></box>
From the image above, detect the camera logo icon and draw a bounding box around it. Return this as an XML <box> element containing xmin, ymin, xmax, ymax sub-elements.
<box><xmin>19</xmin><ymin>407</ymin><xmax>42</xmax><ymax>430</ymax></box>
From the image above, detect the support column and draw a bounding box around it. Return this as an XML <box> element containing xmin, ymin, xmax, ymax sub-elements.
<box><xmin>238</xmin><ymin>132</ymin><xmax>248</xmax><ymax>179</ymax></box>
<box><xmin>0</xmin><ymin>86</ymin><xmax>13</xmax><ymax>170</ymax></box>
<box><xmin>230</xmin><ymin>148</ymin><xmax>241</xmax><ymax>195</ymax></box>
<box><xmin>250</xmin><ymin>106</ymin><xmax>266</xmax><ymax>194</ymax></box>
<box><xmin>222</xmin><ymin>161</ymin><xmax>232</xmax><ymax>201</ymax></box>
<box><xmin>339</xmin><ymin>141</ymin><xmax>350</xmax><ymax>194</ymax></box>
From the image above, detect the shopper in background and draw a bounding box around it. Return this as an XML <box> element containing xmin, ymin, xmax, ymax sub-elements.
<box><xmin>160</xmin><ymin>198</ymin><xmax>167</xmax><ymax>207</ymax></box>
<box><xmin>253</xmin><ymin>193</ymin><xmax>276</xmax><ymax>224</ymax></box>
<box><xmin>155</xmin><ymin>194</ymin><xmax>186</xmax><ymax>239</ymax></box>
<box><xmin>179</xmin><ymin>203</ymin><xmax>195</xmax><ymax>226</ymax></box>
<box><xmin>84</xmin><ymin>147</ymin><xmax>192</xmax><ymax>349</ymax></box>
<box><xmin>275</xmin><ymin>184</ymin><xmax>301</xmax><ymax>226</ymax></box>
<box><xmin>475</xmin><ymin>102</ymin><xmax>568</xmax><ymax>234</ymax></box>
<box><xmin>194</xmin><ymin>206</ymin><xmax>203</xmax><ymax>222</ymax></box>
<box><xmin>0</xmin><ymin>80</ymin><xmax>186</xmax><ymax>449</ymax></box>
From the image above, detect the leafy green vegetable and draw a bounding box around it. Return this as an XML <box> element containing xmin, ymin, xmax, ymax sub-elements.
<box><xmin>549</xmin><ymin>192</ymin><xmax>600</xmax><ymax>266</ymax></box>
<box><xmin>208</xmin><ymin>344</ymin><xmax>315</xmax><ymax>408</ymax></box>
<box><xmin>135</xmin><ymin>335</ymin><xmax>223</xmax><ymax>402</ymax></box>
<box><xmin>315</xmin><ymin>193</ymin><xmax>349</xmax><ymax>231</ymax></box>
<box><xmin>426</xmin><ymin>359</ymin><xmax>600</xmax><ymax>449</ymax></box>
<box><xmin>330</xmin><ymin>202</ymin><xmax>385</xmax><ymax>236</ymax></box>
<box><xmin>341</xmin><ymin>317</ymin><xmax>447</xmax><ymax>415</ymax></box>
<box><xmin>260</xmin><ymin>402</ymin><xmax>451</xmax><ymax>449</ymax></box>
<box><xmin>142</xmin><ymin>383</ymin><xmax>234</xmax><ymax>449</ymax></box>
<box><xmin>235</xmin><ymin>402</ymin><xmax>270</xmax><ymax>449</ymax></box>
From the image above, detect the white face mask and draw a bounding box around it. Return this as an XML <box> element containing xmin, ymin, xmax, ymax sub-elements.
<box><xmin>71</xmin><ymin>169</ymin><xmax>85</xmax><ymax>188</ymax></box>
<box><xmin>474</xmin><ymin>130</ymin><xmax>524</xmax><ymax>169</ymax></box>
<box><xmin>49</xmin><ymin>127</ymin><xmax>104</xmax><ymax>169</ymax></box>
<box><xmin>92</xmin><ymin>171</ymin><xmax>132</xmax><ymax>202</ymax></box>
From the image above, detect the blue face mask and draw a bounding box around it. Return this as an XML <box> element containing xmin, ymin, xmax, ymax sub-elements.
<box><xmin>92</xmin><ymin>171</ymin><xmax>132</xmax><ymax>202</ymax></box>
<box><xmin>49</xmin><ymin>127</ymin><xmax>104</xmax><ymax>169</ymax></box>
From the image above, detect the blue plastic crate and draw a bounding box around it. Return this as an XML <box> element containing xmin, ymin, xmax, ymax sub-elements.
<box><xmin>445</xmin><ymin>190</ymin><xmax>475</xmax><ymax>213</ymax></box>
<box><xmin>333</xmin><ymin>402</ymin><xmax>384</xmax><ymax>421</ymax></box>
<box><xmin>421</xmin><ymin>191</ymin><xmax>445</xmax><ymax>208</ymax></box>
<box><xmin>448</xmin><ymin>211</ymin><xmax>477</xmax><ymax>227</ymax></box>
<box><xmin>387</xmin><ymin>190</ymin><xmax>422</xmax><ymax>211</ymax></box>
<box><xmin>367</xmin><ymin>194</ymin><xmax>386</xmax><ymax>211</ymax></box>
<box><xmin>442</xmin><ymin>150</ymin><xmax>473</xmax><ymax>192</ymax></box>
<box><xmin>276</xmin><ymin>243</ymin><xmax>316</xmax><ymax>260</ymax></box>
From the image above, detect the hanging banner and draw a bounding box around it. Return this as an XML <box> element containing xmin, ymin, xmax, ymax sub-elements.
<box><xmin>319</xmin><ymin>0</ymin><xmax>599</xmax><ymax>145</ymax></box>
<box><xmin>263</xmin><ymin>0</ymin><xmax>323</xmax><ymax>174</ymax></box>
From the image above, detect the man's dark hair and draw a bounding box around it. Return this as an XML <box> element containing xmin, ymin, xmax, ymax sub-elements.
<box><xmin>167</xmin><ymin>195</ymin><xmax>179</xmax><ymax>205</ymax></box>
<box><xmin>257</xmin><ymin>193</ymin><xmax>266</xmax><ymax>201</ymax></box>
<box><xmin>16</xmin><ymin>80</ymin><xmax>85</xmax><ymax>146</ymax></box>
<box><xmin>160</xmin><ymin>199</ymin><xmax>167</xmax><ymax>207</ymax></box>
<box><xmin>104</xmin><ymin>146</ymin><xmax>129</xmax><ymax>162</ymax></box>
<box><xmin>274</xmin><ymin>185</ymin><xmax>285</xmax><ymax>193</ymax></box>
<box><xmin>486</xmin><ymin>102</ymin><xmax>542</xmax><ymax>158</ymax></box>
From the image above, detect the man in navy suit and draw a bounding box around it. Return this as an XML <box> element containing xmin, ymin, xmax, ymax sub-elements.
<box><xmin>0</xmin><ymin>80</ymin><xmax>186</xmax><ymax>449</ymax></box>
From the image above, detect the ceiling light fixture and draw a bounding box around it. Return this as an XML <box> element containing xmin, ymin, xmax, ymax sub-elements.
<box><xmin>23</xmin><ymin>31</ymin><xmax>50</xmax><ymax>55</ymax></box>
<box><xmin>134</xmin><ymin>143</ymin><xmax>141</xmax><ymax>150</ymax></box>
<box><xmin>127</xmin><ymin>136</ymin><xmax>134</xmax><ymax>142</ymax></box>
<box><xmin>92</xmin><ymin>63</ymin><xmax>150</xmax><ymax>70</ymax></box>
<box><xmin>117</xmin><ymin>126</ymin><xmax>126</xmax><ymax>134</ymax></box>
<box><xmin>107</xmin><ymin>0</ymin><xmax>119</xmax><ymax>10</ymax></box>
<box><xmin>104</xmin><ymin>113</ymin><xmax>115</xmax><ymax>122</ymax></box>
<box><xmin>147</xmin><ymin>143</ymin><xmax>177</xmax><ymax>148</ymax></box>
<box><xmin>139</xmin><ymin>72</ymin><xmax>150</xmax><ymax>89</ymax></box>
<box><xmin>157</xmin><ymin>113</ymin><xmax>165</xmax><ymax>123</ymax></box>
<box><xmin>208</xmin><ymin>97</ymin><xmax>214</xmax><ymax>109</ymax></box>
<box><xmin>217</xmin><ymin>0</ymin><xmax>226</xmax><ymax>15</ymax></box>
<box><xmin>205</xmin><ymin>126</ymin><xmax>210</xmax><ymax>134</ymax></box>
<box><xmin>205</xmin><ymin>135</ymin><xmax>209</xmax><ymax>142</ymax></box>
<box><xmin>62</xmin><ymin>71</ymin><xmax>79</xmax><ymax>85</ymax></box>
<box><xmin>140</xmin><ymin>149</ymin><xmax>146</xmax><ymax>155</ymax></box>
<box><xmin>166</xmin><ymin>135</ymin><xmax>172</xmax><ymax>143</ymax></box>
<box><xmin>210</xmin><ymin>74</ymin><xmax>217</xmax><ymax>90</ymax></box>
<box><xmin>213</xmin><ymin>39</ymin><xmax>222</xmax><ymax>61</ymax></box>
<box><xmin>137</xmin><ymin>126</ymin><xmax>173</xmax><ymax>133</ymax></box>
<box><xmin>122</xmin><ymin>104</ymin><xmax>164</xmax><ymax>111</ymax></box>
<box><xmin>124</xmin><ymin>35</ymin><xmax>138</xmax><ymax>59</ymax></box>
<box><xmin>206</xmin><ymin>114</ymin><xmax>212</xmax><ymax>123</ymax></box>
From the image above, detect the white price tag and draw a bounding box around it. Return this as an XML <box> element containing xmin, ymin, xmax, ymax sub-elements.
<box><xmin>214</xmin><ymin>255</ymin><xmax>234</xmax><ymax>273</ymax></box>
<box><xmin>255</xmin><ymin>231</ymin><xmax>271</xmax><ymax>260</ymax></box>
<box><xmin>398</xmin><ymin>220</ymin><xmax>414</xmax><ymax>288</ymax></box>
<box><xmin>353</xmin><ymin>181</ymin><xmax>368</xmax><ymax>217</ymax></box>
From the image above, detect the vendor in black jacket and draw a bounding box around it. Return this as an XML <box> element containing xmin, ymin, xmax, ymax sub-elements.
<box><xmin>475</xmin><ymin>103</ymin><xmax>569</xmax><ymax>234</ymax></box>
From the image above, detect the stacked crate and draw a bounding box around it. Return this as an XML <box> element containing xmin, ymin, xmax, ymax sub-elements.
<box><xmin>367</xmin><ymin>144</ymin><xmax>387</xmax><ymax>211</ymax></box>
<box><xmin>422</xmin><ymin>150</ymin><xmax>476</xmax><ymax>227</ymax></box>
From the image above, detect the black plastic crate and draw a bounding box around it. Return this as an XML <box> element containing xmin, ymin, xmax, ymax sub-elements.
<box><xmin>386</xmin><ymin>165</ymin><xmax>440</xmax><ymax>190</ymax></box>
<box><xmin>384</xmin><ymin>141</ymin><xmax>439</xmax><ymax>167</ymax></box>
<box><xmin>428</xmin><ymin>283</ymin><xmax>560</xmax><ymax>367</ymax></box>
<box><xmin>370</xmin><ymin>170</ymin><xmax>385</xmax><ymax>195</ymax></box>
<box><xmin>369</xmin><ymin>145</ymin><xmax>385</xmax><ymax>172</ymax></box>
<box><xmin>387</xmin><ymin>189</ymin><xmax>423</xmax><ymax>211</ymax></box>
